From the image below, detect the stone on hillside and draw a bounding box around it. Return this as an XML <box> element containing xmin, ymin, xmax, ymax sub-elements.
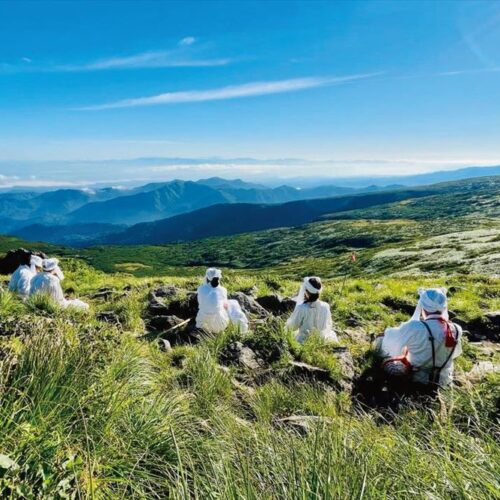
<box><xmin>149</xmin><ymin>285</ymin><xmax>179</xmax><ymax>300</ymax></box>
<box><xmin>332</xmin><ymin>347</ymin><xmax>355</xmax><ymax>392</ymax></box>
<box><xmin>0</xmin><ymin>248</ymin><xmax>47</xmax><ymax>275</ymax></box>
<box><xmin>346</xmin><ymin>311</ymin><xmax>364</xmax><ymax>327</ymax></box>
<box><xmin>465</xmin><ymin>361</ymin><xmax>500</xmax><ymax>383</ymax></box>
<box><xmin>287</xmin><ymin>348</ymin><xmax>355</xmax><ymax>392</ymax></box>
<box><xmin>485</xmin><ymin>311</ymin><xmax>500</xmax><ymax>326</ymax></box>
<box><xmin>381</xmin><ymin>296</ymin><xmax>415</xmax><ymax>315</ymax></box>
<box><xmin>241</xmin><ymin>286</ymin><xmax>258</xmax><ymax>297</ymax></box>
<box><xmin>454</xmin><ymin>314</ymin><xmax>500</xmax><ymax>343</ymax></box>
<box><xmin>166</xmin><ymin>293</ymin><xmax>198</xmax><ymax>320</ymax></box>
<box><xmin>221</xmin><ymin>342</ymin><xmax>263</xmax><ymax>371</ymax></box>
<box><xmin>256</xmin><ymin>294</ymin><xmax>295</xmax><ymax>315</ymax></box>
<box><xmin>277</xmin><ymin>415</ymin><xmax>333</xmax><ymax>434</ymax></box>
<box><xmin>341</xmin><ymin>328</ymin><xmax>369</xmax><ymax>344</ymax></box>
<box><xmin>147</xmin><ymin>297</ymin><xmax>171</xmax><ymax>316</ymax></box>
<box><xmin>91</xmin><ymin>287</ymin><xmax>114</xmax><ymax>300</ymax></box>
<box><xmin>149</xmin><ymin>314</ymin><xmax>185</xmax><ymax>333</ymax></box>
<box><xmin>288</xmin><ymin>361</ymin><xmax>331</xmax><ymax>382</ymax></box>
<box><xmin>96</xmin><ymin>311</ymin><xmax>121</xmax><ymax>325</ymax></box>
<box><xmin>229</xmin><ymin>292</ymin><xmax>269</xmax><ymax>318</ymax></box>
<box><xmin>159</xmin><ymin>339</ymin><xmax>172</xmax><ymax>352</ymax></box>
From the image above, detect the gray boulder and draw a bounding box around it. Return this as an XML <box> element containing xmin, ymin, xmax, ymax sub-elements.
<box><xmin>220</xmin><ymin>342</ymin><xmax>263</xmax><ymax>371</ymax></box>
<box><xmin>256</xmin><ymin>294</ymin><xmax>295</xmax><ymax>315</ymax></box>
<box><xmin>229</xmin><ymin>292</ymin><xmax>269</xmax><ymax>319</ymax></box>
<box><xmin>96</xmin><ymin>311</ymin><xmax>121</xmax><ymax>325</ymax></box>
<box><xmin>149</xmin><ymin>314</ymin><xmax>185</xmax><ymax>333</ymax></box>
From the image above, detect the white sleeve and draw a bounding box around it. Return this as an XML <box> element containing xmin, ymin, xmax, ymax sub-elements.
<box><xmin>382</xmin><ymin>322</ymin><xmax>415</xmax><ymax>358</ymax></box>
<box><xmin>286</xmin><ymin>306</ymin><xmax>303</xmax><ymax>331</ymax></box>
<box><xmin>48</xmin><ymin>278</ymin><xmax>65</xmax><ymax>303</ymax></box>
<box><xmin>321</xmin><ymin>303</ymin><xmax>334</xmax><ymax>332</ymax></box>
<box><xmin>8</xmin><ymin>269</ymin><xmax>19</xmax><ymax>292</ymax></box>
<box><xmin>17</xmin><ymin>271</ymin><xmax>33</xmax><ymax>297</ymax></box>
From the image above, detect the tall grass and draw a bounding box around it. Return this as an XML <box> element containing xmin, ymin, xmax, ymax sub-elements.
<box><xmin>0</xmin><ymin>268</ymin><xmax>498</xmax><ymax>498</ymax></box>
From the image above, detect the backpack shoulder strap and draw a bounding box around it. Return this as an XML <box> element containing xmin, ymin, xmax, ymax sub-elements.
<box><xmin>420</xmin><ymin>320</ymin><xmax>436</xmax><ymax>368</ymax></box>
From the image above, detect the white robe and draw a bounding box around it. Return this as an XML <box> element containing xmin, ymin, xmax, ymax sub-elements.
<box><xmin>380</xmin><ymin>315</ymin><xmax>462</xmax><ymax>386</ymax></box>
<box><xmin>196</xmin><ymin>284</ymin><xmax>230</xmax><ymax>333</ymax></box>
<box><xmin>8</xmin><ymin>265</ymin><xmax>35</xmax><ymax>298</ymax></box>
<box><xmin>227</xmin><ymin>299</ymin><xmax>249</xmax><ymax>333</ymax></box>
<box><xmin>29</xmin><ymin>272</ymin><xmax>89</xmax><ymax>310</ymax></box>
<box><xmin>286</xmin><ymin>300</ymin><xmax>338</xmax><ymax>344</ymax></box>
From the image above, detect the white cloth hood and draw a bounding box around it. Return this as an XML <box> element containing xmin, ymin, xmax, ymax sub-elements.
<box><xmin>205</xmin><ymin>268</ymin><xmax>222</xmax><ymax>281</ymax></box>
<box><xmin>42</xmin><ymin>258</ymin><xmax>65</xmax><ymax>281</ymax></box>
<box><xmin>294</xmin><ymin>276</ymin><xmax>322</xmax><ymax>305</ymax></box>
<box><xmin>410</xmin><ymin>287</ymin><xmax>448</xmax><ymax>322</ymax></box>
<box><xmin>30</xmin><ymin>255</ymin><xmax>43</xmax><ymax>272</ymax></box>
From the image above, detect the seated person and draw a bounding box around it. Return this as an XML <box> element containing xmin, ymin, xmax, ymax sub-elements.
<box><xmin>196</xmin><ymin>268</ymin><xmax>248</xmax><ymax>334</ymax></box>
<box><xmin>375</xmin><ymin>287</ymin><xmax>462</xmax><ymax>387</ymax></box>
<box><xmin>286</xmin><ymin>276</ymin><xmax>338</xmax><ymax>344</ymax></box>
<box><xmin>9</xmin><ymin>254</ymin><xmax>43</xmax><ymax>298</ymax></box>
<box><xmin>29</xmin><ymin>258</ymin><xmax>89</xmax><ymax>310</ymax></box>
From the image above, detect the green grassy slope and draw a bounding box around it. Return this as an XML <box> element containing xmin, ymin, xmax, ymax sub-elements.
<box><xmin>77</xmin><ymin>216</ymin><xmax>499</xmax><ymax>278</ymax></box>
<box><xmin>0</xmin><ymin>259</ymin><xmax>498</xmax><ymax>498</ymax></box>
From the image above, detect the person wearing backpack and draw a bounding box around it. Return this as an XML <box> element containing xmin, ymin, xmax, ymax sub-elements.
<box><xmin>375</xmin><ymin>287</ymin><xmax>462</xmax><ymax>387</ymax></box>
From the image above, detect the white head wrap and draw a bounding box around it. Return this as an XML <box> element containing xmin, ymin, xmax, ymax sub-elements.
<box><xmin>30</xmin><ymin>255</ymin><xmax>43</xmax><ymax>272</ymax></box>
<box><xmin>293</xmin><ymin>276</ymin><xmax>322</xmax><ymax>305</ymax></box>
<box><xmin>410</xmin><ymin>287</ymin><xmax>448</xmax><ymax>322</ymax></box>
<box><xmin>205</xmin><ymin>267</ymin><xmax>222</xmax><ymax>281</ymax></box>
<box><xmin>42</xmin><ymin>258</ymin><xmax>65</xmax><ymax>281</ymax></box>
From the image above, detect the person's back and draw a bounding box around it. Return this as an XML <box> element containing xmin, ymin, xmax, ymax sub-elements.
<box><xmin>379</xmin><ymin>288</ymin><xmax>462</xmax><ymax>387</ymax></box>
<box><xmin>197</xmin><ymin>283</ymin><xmax>227</xmax><ymax>314</ymax></box>
<box><xmin>286</xmin><ymin>277</ymin><xmax>338</xmax><ymax>343</ymax></box>
<box><xmin>30</xmin><ymin>271</ymin><xmax>64</xmax><ymax>303</ymax></box>
<box><xmin>9</xmin><ymin>264</ymin><xmax>34</xmax><ymax>298</ymax></box>
<box><xmin>196</xmin><ymin>268</ymin><xmax>230</xmax><ymax>333</ymax></box>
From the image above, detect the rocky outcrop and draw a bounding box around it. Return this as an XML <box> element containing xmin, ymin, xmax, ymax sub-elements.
<box><xmin>148</xmin><ymin>314</ymin><xmax>185</xmax><ymax>333</ymax></box>
<box><xmin>256</xmin><ymin>294</ymin><xmax>295</xmax><ymax>315</ymax></box>
<box><xmin>96</xmin><ymin>311</ymin><xmax>121</xmax><ymax>325</ymax></box>
<box><xmin>380</xmin><ymin>296</ymin><xmax>415</xmax><ymax>315</ymax></box>
<box><xmin>220</xmin><ymin>342</ymin><xmax>263</xmax><ymax>371</ymax></box>
<box><xmin>0</xmin><ymin>248</ymin><xmax>47</xmax><ymax>275</ymax></box>
<box><xmin>146</xmin><ymin>285</ymin><xmax>198</xmax><ymax>320</ymax></box>
<box><xmin>229</xmin><ymin>292</ymin><xmax>269</xmax><ymax>319</ymax></box>
<box><xmin>454</xmin><ymin>312</ymin><xmax>500</xmax><ymax>342</ymax></box>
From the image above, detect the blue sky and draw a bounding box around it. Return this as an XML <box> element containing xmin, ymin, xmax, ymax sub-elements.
<box><xmin>0</xmin><ymin>0</ymin><xmax>499</xmax><ymax>186</ymax></box>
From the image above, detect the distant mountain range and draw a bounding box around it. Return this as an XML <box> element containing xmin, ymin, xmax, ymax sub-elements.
<box><xmin>101</xmin><ymin>187</ymin><xmax>438</xmax><ymax>245</ymax></box>
<box><xmin>1</xmin><ymin>167</ymin><xmax>499</xmax><ymax>247</ymax></box>
<box><xmin>1</xmin><ymin>177</ymin><xmax>370</xmax><ymax>239</ymax></box>
<box><xmin>92</xmin><ymin>175</ymin><xmax>500</xmax><ymax>245</ymax></box>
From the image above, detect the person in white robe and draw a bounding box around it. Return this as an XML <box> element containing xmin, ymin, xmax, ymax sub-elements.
<box><xmin>376</xmin><ymin>287</ymin><xmax>462</xmax><ymax>387</ymax></box>
<box><xmin>29</xmin><ymin>258</ymin><xmax>89</xmax><ymax>311</ymax></box>
<box><xmin>196</xmin><ymin>268</ymin><xmax>249</xmax><ymax>334</ymax></box>
<box><xmin>8</xmin><ymin>254</ymin><xmax>43</xmax><ymax>298</ymax></box>
<box><xmin>286</xmin><ymin>276</ymin><xmax>338</xmax><ymax>344</ymax></box>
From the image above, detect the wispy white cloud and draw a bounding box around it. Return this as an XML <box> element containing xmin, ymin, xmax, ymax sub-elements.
<box><xmin>1</xmin><ymin>39</ymin><xmax>229</xmax><ymax>73</ymax></box>
<box><xmin>56</xmin><ymin>50</ymin><xmax>230</xmax><ymax>71</ymax></box>
<box><xmin>437</xmin><ymin>67</ymin><xmax>500</xmax><ymax>76</ymax></box>
<box><xmin>179</xmin><ymin>36</ymin><xmax>196</xmax><ymax>46</ymax></box>
<box><xmin>78</xmin><ymin>73</ymin><xmax>382</xmax><ymax>110</ymax></box>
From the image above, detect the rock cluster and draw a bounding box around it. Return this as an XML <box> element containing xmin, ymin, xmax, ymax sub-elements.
<box><xmin>0</xmin><ymin>248</ymin><xmax>47</xmax><ymax>275</ymax></box>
